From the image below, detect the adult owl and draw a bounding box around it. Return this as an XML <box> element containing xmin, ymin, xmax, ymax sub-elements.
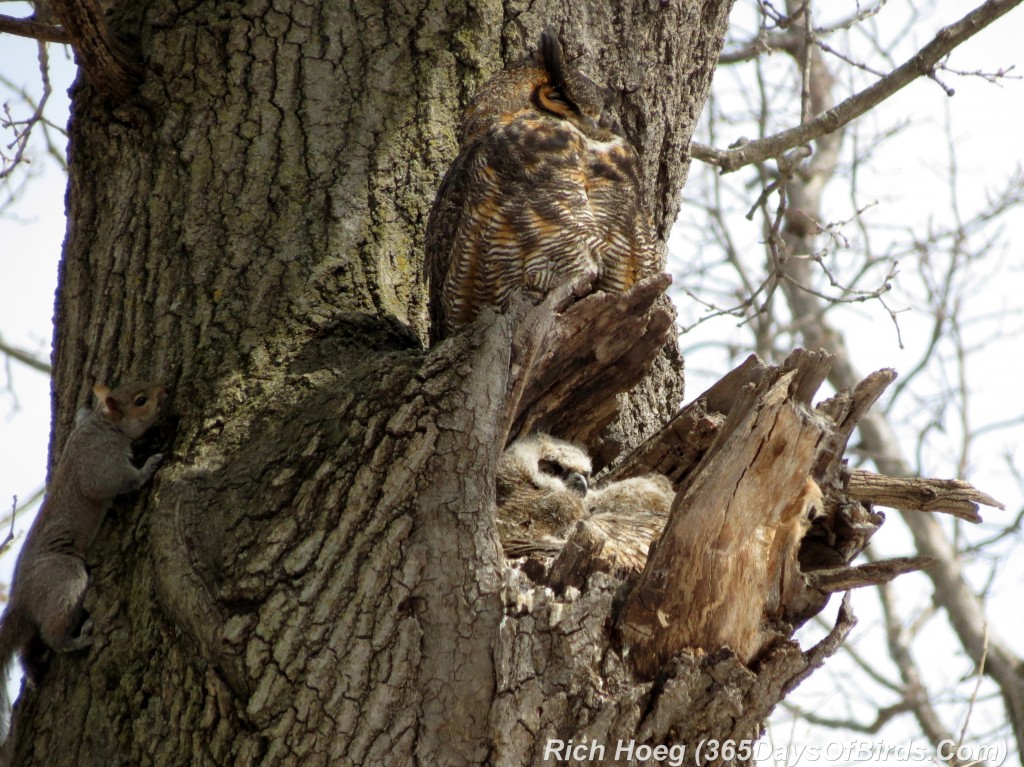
<box><xmin>495</xmin><ymin>433</ymin><xmax>592</xmax><ymax>558</ymax></box>
<box><xmin>425</xmin><ymin>30</ymin><xmax>658</xmax><ymax>344</ymax></box>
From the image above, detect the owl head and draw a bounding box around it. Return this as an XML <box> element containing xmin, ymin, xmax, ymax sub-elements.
<box><xmin>461</xmin><ymin>30</ymin><xmax>620</xmax><ymax>144</ymax></box>
<box><xmin>497</xmin><ymin>433</ymin><xmax>592</xmax><ymax>499</ymax></box>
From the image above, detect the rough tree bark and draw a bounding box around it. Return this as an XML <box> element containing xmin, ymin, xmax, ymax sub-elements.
<box><xmin>5</xmin><ymin>1</ymin><xmax>730</xmax><ymax>764</ymax></box>
<box><xmin>1</xmin><ymin>1</ymin><xmax>1001</xmax><ymax>766</ymax></box>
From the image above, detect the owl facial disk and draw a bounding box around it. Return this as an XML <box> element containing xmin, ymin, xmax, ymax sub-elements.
<box><xmin>533</xmin><ymin>84</ymin><xmax>575</xmax><ymax>120</ymax></box>
<box><xmin>532</xmin><ymin>83</ymin><xmax>607</xmax><ymax>140</ymax></box>
<box><xmin>538</xmin><ymin>457</ymin><xmax>590</xmax><ymax>497</ymax></box>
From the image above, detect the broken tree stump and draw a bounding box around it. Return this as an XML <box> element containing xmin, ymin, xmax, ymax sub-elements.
<box><xmin>618</xmin><ymin>351</ymin><xmax>832</xmax><ymax>673</ymax></box>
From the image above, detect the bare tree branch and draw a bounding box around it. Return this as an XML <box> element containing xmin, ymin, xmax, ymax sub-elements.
<box><xmin>0</xmin><ymin>496</ymin><xmax>17</xmax><ymax>559</ymax></box>
<box><xmin>0</xmin><ymin>13</ymin><xmax>70</xmax><ymax>43</ymax></box>
<box><xmin>0</xmin><ymin>43</ymin><xmax>56</xmax><ymax>183</ymax></box>
<box><xmin>702</xmin><ymin>0</ymin><xmax>1024</xmax><ymax>750</ymax></box>
<box><xmin>691</xmin><ymin>0</ymin><xmax>1024</xmax><ymax>173</ymax></box>
<box><xmin>783</xmin><ymin>698</ymin><xmax>918</xmax><ymax>735</ymax></box>
<box><xmin>760</xmin><ymin>0</ymin><xmax>1024</xmax><ymax>744</ymax></box>
<box><xmin>847</xmin><ymin>470</ymin><xmax>1004</xmax><ymax>524</ymax></box>
<box><xmin>781</xmin><ymin>592</ymin><xmax>858</xmax><ymax>695</ymax></box>
<box><xmin>0</xmin><ymin>336</ymin><xmax>52</xmax><ymax>375</ymax></box>
<box><xmin>876</xmin><ymin>579</ymin><xmax>975</xmax><ymax>765</ymax></box>
<box><xmin>806</xmin><ymin>556</ymin><xmax>936</xmax><ymax>593</ymax></box>
<box><xmin>48</xmin><ymin>0</ymin><xmax>139</xmax><ymax>99</ymax></box>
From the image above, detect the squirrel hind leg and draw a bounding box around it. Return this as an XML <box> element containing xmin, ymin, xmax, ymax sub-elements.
<box><xmin>30</xmin><ymin>558</ymin><xmax>91</xmax><ymax>653</ymax></box>
<box><xmin>38</xmin><ymin>602</ymin><xmax>91</xmax><ymax>654</ymax></box>
<box><xmin>19</xmin><ymin>611</ymin><xmax>91</xmax><ymax>687</ymax></box>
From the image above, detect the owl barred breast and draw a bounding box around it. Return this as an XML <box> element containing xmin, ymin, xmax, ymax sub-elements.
<box><xmin>425</xmin><ymin>31</ymin><xmax>658</xmax><ymax>343</ymax></box>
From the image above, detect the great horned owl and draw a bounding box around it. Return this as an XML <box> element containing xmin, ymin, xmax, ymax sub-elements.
<box><xmin>495</xmin><ymin>433</ymin><xmax>592</xmax><ymax>557</ymax></box>
<box><xmin>585</xmin><ymin>473</ymin><xmax>674</xmax><ymax>574</ymax></box>
<box><xmin>425</xmin><ymin>30</ymin><xmax>658</xmax><ymax>344</ymax></box>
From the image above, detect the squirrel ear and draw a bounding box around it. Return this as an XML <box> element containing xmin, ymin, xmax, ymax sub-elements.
<box><xmin>93</xmin><ymin>384</ymin><xmax>122</xmax><ymax>419</ymax></box>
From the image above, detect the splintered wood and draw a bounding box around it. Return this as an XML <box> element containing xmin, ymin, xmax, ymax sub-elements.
<box><xmin>607</xmin><ymin>349</ymin><xmax>1003</xmax><ymax>675</ymax></box>
<box><xmin>499</xmin><ymin>279</ymin><xmax>1004</xmax><ymax>677</ymax></box>
<box><xmin>618</xmin><ymin>363</ymin><xmax>829</xmax><ymax>672</ymax></box>
<box><xmin>504</xmin><ymin>273</ymin><xmax>674</xmax><ymax>452</ymax></box>
<box><xmin>846</xmin><ymin>470</ymin><xmax>1003</xmax><ymax>523</ymax></box>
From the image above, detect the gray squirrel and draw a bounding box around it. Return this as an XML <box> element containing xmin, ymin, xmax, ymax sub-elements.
<box><xmin>0</xmin><ymin>381</ymin><xmax>167</xmax><ymax>741</ymax></box>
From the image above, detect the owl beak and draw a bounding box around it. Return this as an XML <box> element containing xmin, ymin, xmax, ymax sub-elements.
<box><xmin>581</xmin><ymin>114</ymin><xmax>602</xmax><ymax>135</ymax></box>
<box><xmin>567</xmin><ymin>472</ymin><xmax>588</xmax><ymax>496</ymax></box>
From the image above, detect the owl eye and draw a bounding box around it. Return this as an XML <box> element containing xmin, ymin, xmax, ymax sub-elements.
<box><xmin>534</xmin><ymin>84</ymin><xmax>575</xmax><ymax>118</ymax></box>
<box><xmin>538</xmin><ymin>458</ymin><xmax>566</xmax><ymax>478</ymax></box>
<box><xmin>539</xmin><ymin>459</ymin><xmax>589</xmax><ymax>495</ymax></box>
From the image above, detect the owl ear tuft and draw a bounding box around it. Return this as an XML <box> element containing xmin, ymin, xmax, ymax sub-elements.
<box><xmin>537</xmin><ymin>29</ymin><xmax>567</xmax><ymax>89</ymax></box>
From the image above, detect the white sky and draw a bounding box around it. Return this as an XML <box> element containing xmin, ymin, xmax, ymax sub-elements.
<box><xmin>668</xmin><ymin>2</ymin><xmax>1024</xmax><ymax>756</ymax></box>
<box><xmin>0</xmin><ymin>0</ymin><xmax>1022</xmax><ymax>757</ymax></box>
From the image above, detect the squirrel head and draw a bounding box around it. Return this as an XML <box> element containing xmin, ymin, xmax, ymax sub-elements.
<box><xmin>93</xmin><ymin>381</ymin><xmax>168</xmax><ymax>440</ymax></box>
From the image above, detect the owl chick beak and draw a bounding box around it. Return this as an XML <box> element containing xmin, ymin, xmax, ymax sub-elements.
<box><xmin>567</xmin><ymin>472</ymin><xmax>588</xmax><ymax>496</ymax></box>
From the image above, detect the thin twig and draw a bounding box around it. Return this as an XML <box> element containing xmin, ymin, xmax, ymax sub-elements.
<box><xmin>0</xmin><ymin>13</ymin><xmax>71</xmax><ymax>43</ymax></box>
<box><xmin>691</xmin><ymin>0</ymin><xmax>1024</xmax><ymax>173</ymax></box>
<box><xmin>0</xmin><ymin>337</ymin><xmax>52</xmax><ymax>375</ymax></box>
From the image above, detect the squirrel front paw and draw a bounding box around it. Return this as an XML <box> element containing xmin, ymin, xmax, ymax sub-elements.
<box><xmin>138</xmin><ymin>453</ymin><xmax>165</xmax><ymax>486</ymax></box>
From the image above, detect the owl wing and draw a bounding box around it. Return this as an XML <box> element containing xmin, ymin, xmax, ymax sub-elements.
<box><xmin>502</xmin><ymin>535</ymin><xmax>564</xmax><ymax>560</ymax></box>
<box><xmin>425</xmin><ymin>138</ymin><xmax>478</xmax><ymax>345</ymax></box>
<box><xmin>586</xmin><ymin>475</ymin><xmax>673</xmax><ymax>573</ymax></box>
<box><xmin>425</xmin><ymin>112</ymin><xmax>607</xmax><ymax>343</ymax></box>
<box><xmin>587</xmin><ymin>141</ymin><xmax>660</xmax><ymax>293</ymax></box>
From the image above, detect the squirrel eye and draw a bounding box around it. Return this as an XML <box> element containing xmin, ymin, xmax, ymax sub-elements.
<box><xmin>133</xmin><ymin>395</ymin><xmax>148</xmax><ymax>407</ymax></box>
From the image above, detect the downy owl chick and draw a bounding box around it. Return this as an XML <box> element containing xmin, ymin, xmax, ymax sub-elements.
<box><xmin>495</xmin><ymin>433</ymin><xmax>592</xmax><ymax>558</ymax></box>
<box><xmin>585</xmin><ymin>473</ymin><xmax>675</xmax><ymax>574</ymax></box>
<box><xmin>425</xmin><ymin>30</ymin><xmax>658</xmax><ymax>344</ymax></box>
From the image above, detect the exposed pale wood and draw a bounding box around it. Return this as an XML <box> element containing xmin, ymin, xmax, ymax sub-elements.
<box><xmin>546</xmin><ymin>520</ymin><xmax>607</xmax><ymax>594</ymax></box>
<box><xmin>508</xmin><ymin>273</ymin><xmax>674</xmax><ymax>449</ymax></box>
<box><xmin>20</xmin><ymin>0</ymin><xmax>1015</xmax><ymax>759</ymax></box>
<box><xmin>607</xmin><ymin>347</ymin><xmax>990</xmax><ymax>677</ymax></box>
<box><xmin>813</xmin><ymin>368</ymin><xmax>897</xmax><ymax>476</ymax></box>
<box><xmin>603</xmin><ymin>353</ymin><xmax>765</xmax><ymax>486</ymax></box>
<box><xmin>589</xmin><ymin>344</ymin><xmax>1004</xmax><ymax>683</ymax></box>
<box><xmin>619</xmin><ymin>351</ymin><xmax>833</xmax><ymax>674</ymax></box>
<box><xmin>848</xmin><ymin>470</ymin><xmax>1003</xmax><ymax>523</ymax></box>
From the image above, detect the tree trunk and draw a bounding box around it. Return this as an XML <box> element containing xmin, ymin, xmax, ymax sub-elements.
<box><xmin>5</xmin><ymin>2</ymin><xmax>743</xmax><ymax>765</ymax></box>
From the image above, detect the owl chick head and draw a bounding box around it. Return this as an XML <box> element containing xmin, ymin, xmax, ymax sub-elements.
<box><xmin>499</xmin><ymin>433</ymin><xmax>592</xmax><ymax>497</ymax></box>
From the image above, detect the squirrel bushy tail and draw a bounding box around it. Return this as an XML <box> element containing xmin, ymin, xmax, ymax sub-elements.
<box><xmin>0</xmin><ymin>607</ymin><xmax>34</xmax><ymax>743</ymax></box>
